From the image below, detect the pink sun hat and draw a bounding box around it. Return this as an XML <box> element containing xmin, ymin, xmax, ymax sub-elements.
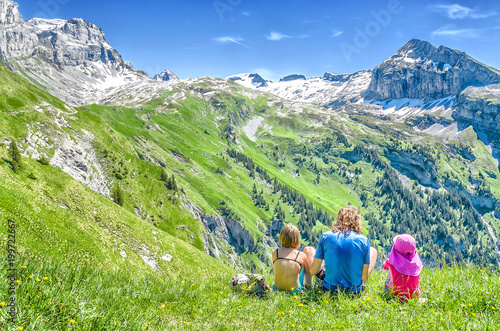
<box><xmin>388</xmin><ymin>234</ymin><xmax>423</xmax><ymax>276</ymax></box>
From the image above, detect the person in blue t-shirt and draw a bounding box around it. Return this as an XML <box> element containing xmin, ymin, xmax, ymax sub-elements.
<box><xmin>310</xmin><ymin>206</ymin><xmax>378</xmax><ymax>293</ymax></box>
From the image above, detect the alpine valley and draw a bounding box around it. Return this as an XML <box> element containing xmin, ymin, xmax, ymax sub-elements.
<box><xmin>2</xmin><ymin>0</ymin><xmax>500</xmax><ymax>286</ymax></box>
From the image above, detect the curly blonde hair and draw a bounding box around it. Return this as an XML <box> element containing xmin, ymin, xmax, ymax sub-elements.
<box><xmin>331</xmin><ymin>206</ymin><xmax>362</xmax><ymax>234</ymax></box>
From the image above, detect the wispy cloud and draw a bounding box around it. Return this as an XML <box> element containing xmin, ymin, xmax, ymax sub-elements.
<box><xmin>428</xmin><ymin>4</ymin><xmax>497</xmax><ymax>19</ymax></box>
<box><xmin>241</xmin><ymin>12</ymin><xmax>251</xmax><ymax>17</ymax></box>
<box><xmin>266</xmin><ymin>32</ymin><xmax>291</xmax><ymax>41</ymax></box>
<box><xmin>214</xmin><ymin>36</ymin><xmax>250</xmax><ymax>48</ymax></box>
<box><xmin>331</xmin><ymin>29</ymin><xmax>343</xmax><ymax>38</ymax></box>
<box><xmin>431</xmin><ymin>25</ymin><xmax>481</xmax><ymax>38</ymax></box>
<box><xmin>297</xmin><ymin>34</ymin><xmax>310</xmax><ymax>39</ymax></box>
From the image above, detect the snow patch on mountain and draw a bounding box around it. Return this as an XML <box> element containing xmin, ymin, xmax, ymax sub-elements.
<box><xmin>243</xmin><ymin>117</ymin><xmax>264</xmax><ymax>141</ymax></box>
<box><xmin>227</xmin><ymin>73</ymin><xmax>269</xmax><ymax>88</ymax></box>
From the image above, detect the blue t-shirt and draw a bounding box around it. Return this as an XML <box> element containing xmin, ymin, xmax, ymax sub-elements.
<box><xmin>315</xmin><ymin>230</ymin><xmax>370</xmax><ymax>292</ymax></box>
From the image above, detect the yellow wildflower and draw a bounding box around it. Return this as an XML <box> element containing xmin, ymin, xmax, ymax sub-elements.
<box><xmin>468</xmin><ymin>304</ymin><xmax>472</xmax><ymax>307</ymax></box>
<box><xmin>293</xmin><ymin>295</ymin><xmax>298</xmax><ymax>299</ymax></box>
<box><xmin>18</xmin><ymin>327</ymin><xmax>24</xmax><ymax>331</ymax></box>
<box><xmin>160</xmin><ymin>304</ymin><xmax>165</xmax><ymax>309</ymax></box>
<box><xmin>0</xmin><ymin>302</ymin><xmax>5</xmax><ymax>307</ymax></box>
<box><xmin>36</xmin><ymin>278</ymin><xmax>41</xmax><ymax>282</ymax></box>
<box><xmin>29</xmin><ymin>275</ymin><xmax>33</xmax><ymax>279</ymax></box>
<box><xmin>480</xmin><ymin>270</ymin><xmax>485</xmax><ymax>273</ymax></box>
<box><xmin>43</xmin><ymin>277</ymin><xmax>48</xmax><ymax>280</ymax></box>
<box><xmin>181</xmin><ymin>280</ymin><xmax>184</xmax><ymax>284</ymax></box>
<box><xmin>492</xmin><ymin>307</ymin><xmax>496</xmax><ymax>310</ymax></box>
<box><xmin>16</xmin><ymin>280</ymin><xmax>21</xmax><ymax>283</ymax></box>
<box><xmin>298</xmin><ymin>303</ymin><xmax>303</xmax><ymax>307</ymax></box>
<box><xmin>183</xmin><ymin>321</ymin><xmax>187</xmax><ymax>324</ymax></box>
<box><xmin>238</xmin><ymin>305</ymin><xmax>242</xmax><ymax>308</ymax></box>
<box><xmin>291</xmin><ymin>288</ymin><xmax>295</xmax><ymax>291</ymax></box>
<box><xmin>311</xmin><ymin>309</ymin><xmax>316</xmax><ymax>312</ymax></box>
<box><xmin>288</xmin><ymin>310</ymin><xmax>292</xmax><ymax>313</ymax></box>
<box><xmin>21</xmin><ymin>266</ymin><xmax>27</xmax><ymax>269</ymax></box>
<box><xmin>292</xmin><ymin>324</ymin><xmax>295</xmax><ymax>328</ymax></box>
<box><xmin>491</xmin><ymin>264</ymin><xmax>495</xmax><ymax>267</ymax></box>
<box><xmin>366</xmin><ymin>296</ymin><xmax>371</xmax><ymax>301</ymax></box>
<box><xmin>472</xmin><ymin>313</ymin><xmax>476</xmax><ymax>316</ymax></box>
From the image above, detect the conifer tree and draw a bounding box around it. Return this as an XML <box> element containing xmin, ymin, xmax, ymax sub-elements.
<box><xmin>160</xmin><ymin>168</ymin><xmax>168</xmax><ymax>182</ymax></box>
<box><xmin>112</xmin><ymin>184</ymin><xmax>124</xmax><ymax>206</ymax></box>
<box><xmin>10</xmin><ymin>140</ymin><xmax>22</xmax><ymax>173</ymax></box>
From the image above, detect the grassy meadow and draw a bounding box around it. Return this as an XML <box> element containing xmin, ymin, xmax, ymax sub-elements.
<box><xmin>1</xmin><ymin>255</ymin><xmax>499</xmax><ymax>330</ymax></box>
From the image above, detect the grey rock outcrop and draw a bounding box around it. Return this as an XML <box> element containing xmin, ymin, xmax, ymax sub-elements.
<box><xmin>228</xmin><ymin>73</ymin><xmax>268</xmax><ymax>88</ymax></box>
<box><xmin>153</xmin><ymin>69</ymin><xmax>180</xmax><ymax>82</ymax></box>
<box><xmin>280</xmin><ymin>74</ymin><xmax>306</xmax><ymax>82</ymax></box>
<box><xmin>453</xmin><ymin>85</ymin><xmax>500</xmax><ymax>164</ymax></box>
<box><xmin>365</xmin><ymin>39</ymin><xmax>500</xmax><ymax>101</ymax></box>
<box><xmin>182</xmin><ymin>196</ymin><xmax>277</xmax><ymax>270</ymax></box>
<box><xmin>385</xmin><ymin>146</ymin><xmax>440</xmax><ymax>189</ymax></box>
<box><xmin>0</xmin><ymin>0</ymin><xmax>22</xmax><ymax>27</ymax></box>
<box><xmin>323</xmin><ymin>72</ymin><xmax>352</xmax><ymax>83</ymax></box>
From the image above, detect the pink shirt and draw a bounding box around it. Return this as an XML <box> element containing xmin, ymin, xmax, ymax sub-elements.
<box><xmin>383</xmin><ymin>259</ymin><xmax>421</xmax><ymax>300</ymax></box>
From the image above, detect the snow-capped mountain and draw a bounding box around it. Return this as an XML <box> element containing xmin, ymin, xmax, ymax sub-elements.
<box><xmin>153</xmin><ymin>69</ymin><xmax>180</xmax><ymax>82</ymax></box>
<box><xmin>227</xmin><ymin>73</ymin><xmax>269</xmax><ymax>88</ymax></box>
<box><xmin>0</xmin><ymin>0</ymin><xmax>148</xmax><ymax>106</ymax></box>
<box><xmin>225</xmin><ymin>40</ymin><xmax>500</xmax><ymax>125</ymax></box>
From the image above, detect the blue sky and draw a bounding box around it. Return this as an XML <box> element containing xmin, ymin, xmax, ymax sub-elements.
<box><xmin>17</xmin><ymin>0</ymin><xmax>500</xmax><ymax>81</ymax></box>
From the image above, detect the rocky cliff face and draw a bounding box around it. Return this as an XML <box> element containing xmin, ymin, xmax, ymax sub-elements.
<box><xmin>322</xmin><ymin>72</ymin><xmax>352</xmax><ymax>83</ymax></box>
<box><xmin>0</xmin><ymin>0</ymin><xmax>148</xmax><ymax>105</ymax></box>
<box><xmin>280</xmin><ymin>74</ymin><xmax>306</xmax><ymax>82</ymax></box>
<box><xmin>0</xmin><ymin>0</ymin><xmax>22</xmax><ymax>27</ymax></box>
<box><xmin>184</xmin><ymin>197</ymin><xmax>278</xmax><ymax>271</ymax></box>
<box><xmin>153</xmin><ymin>69</ymin><xmax>180</xmax><ymax>82</ymax></box>
<box><xmin>365</xmin><ymin>39</ymin><xmax>500</xmax><ymax>101</ymax></box>
<box><xmin>227</xmin><ymin>73</ymin><xmax>269</xmax><ymax>88</ymax></box>
<box><xmin>453</xmin><ymin>84</ymin><xmax>500</xmax><ymax>164</ymax></box>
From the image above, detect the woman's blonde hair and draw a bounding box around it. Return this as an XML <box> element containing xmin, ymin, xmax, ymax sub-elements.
<box><xmin>279</xmin><ymin>224</ymin><xmax>300</xmax><ymax>248</ymax></box>
<box><xmin>331</xmin><ymin>206</ymin><xmax>362</xmax><ymax>234</ymax></box>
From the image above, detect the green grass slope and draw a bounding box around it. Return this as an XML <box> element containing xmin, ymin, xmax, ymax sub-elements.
<box><xmin>1</xmin><ymin>254</ymin><xmax>498</xmax><ymax>330</ymax></box>
<box><xmin>0</xmin><ymin>151</ymin><xmax>233</xmax><ymax>277</ymax></box>
<box><xmin>0</xmin><ymin>62</ymin><xmax>232</xmax><ymax>277</ymax></box>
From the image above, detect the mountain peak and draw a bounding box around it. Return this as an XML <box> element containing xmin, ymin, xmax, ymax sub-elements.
<box><xmin>153</xmin><ymin>69</ymin><xmax>180</xmax><ymax>82</ymax></box>
<box><xmin>366</xmin><ymin>39</ymin><xmax>500</xmax><ymax>101</ymax></box>
<box><xmin>396</xmin><ymin>39</ymin><xmax>437</xmax><ymax>58</ymax></box>
<box><xmin>0</xmin><ymin>0</ymin><xmax>23</xmax><ymax>26</ymax></box>
<box><xmin>227</xmin><ymin>73</ymin><xmax>268</xmax><ymax>88</ymax></box>
<box><xmin>279</xmin><ymin>74</ymin><xmax>306</xmax><ymax>82</ymax></box>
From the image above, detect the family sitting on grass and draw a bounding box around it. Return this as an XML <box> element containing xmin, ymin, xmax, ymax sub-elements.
<box><xmin>272</xmin><ymin>206</ymin><xmax>423</xmax><ymax>300</ymax></box>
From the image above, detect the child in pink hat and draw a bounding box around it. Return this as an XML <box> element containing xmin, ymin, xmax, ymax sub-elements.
<box><xmin>383</xmin><ymin>234</ymin><xmax>423</xmax><ymax>300</ymax></box>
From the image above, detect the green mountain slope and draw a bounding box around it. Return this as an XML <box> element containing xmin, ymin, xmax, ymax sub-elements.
<box><xmin>0</xmin><ymin>63</ymin><xmax>232</xmax><ymax>277</ymax></box>
<box><xmin>1</xmin><ymin>60</ymin><xmax>499</xmax><ymax>274</ymax></box>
